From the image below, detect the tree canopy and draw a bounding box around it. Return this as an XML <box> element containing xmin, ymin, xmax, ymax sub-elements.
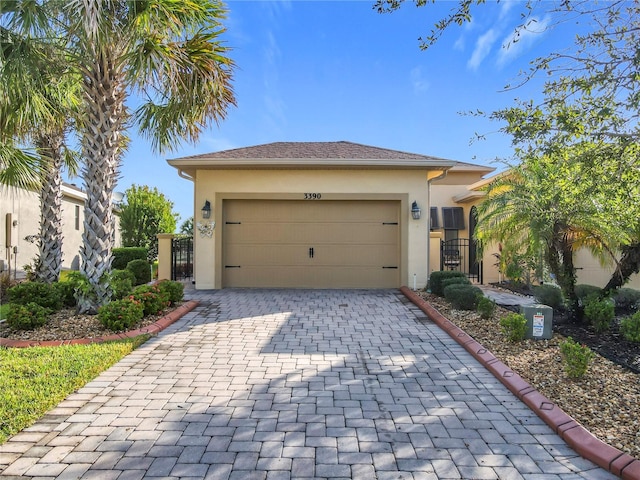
<box><xmin>119</xmin><ymin>185</ymin><xmax>178</xmax><ymax>261</ymax></box>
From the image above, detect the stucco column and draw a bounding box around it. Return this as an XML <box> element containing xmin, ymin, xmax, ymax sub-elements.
<box><xmin>157</xmin><ymin>233</ymin><xmax>174</xmax><ymax>281</ymax></box>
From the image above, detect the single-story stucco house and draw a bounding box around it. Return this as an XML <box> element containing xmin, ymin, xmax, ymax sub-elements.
<box><xmin>166</xmin><ymin>141</ymin><xmax>499</xmax><ymax>290</ymax></box>
<box><xmin>166</xmin><ymin>140</ymin><xmax>640</xmax><ymax>292</ymax></box>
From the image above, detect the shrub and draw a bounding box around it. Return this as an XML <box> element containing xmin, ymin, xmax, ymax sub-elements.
<box><xmin>63</xmin><ymin>272</ymin><xmax>96</xmax><ymax>308</ymax></box>
<box><xmin>584</xmin><ymin>295</ymin><xmax>614</xmax><ymax>333</ymax></box>
<box><xmin>0</xmin><ymin>272</ymin><xmax>17</xmax><ymax>299</ymax></box>
<box><xmin>575</xmin><ymin>284</ymin><xmax>602</xmax><ymax>305</ymax></box>
<box><xmin>560</xmin><ymin>337</ymin><xmax>594</xmax><ymax>379</ymax></box>
<box><xmin>620</xmin><ymin>312</ymin><xmax>640</xmax><ymax>343</ymax></box>
<box><xmin>533</xmin><ymin>284</ymin><xmax>564</xmax><ymax>310</ymax></box>
<box><xmin>6</xmin><ymin>303</ymin><xmax>50</xmax><ymax>330</ymax></box>
<box><xmin>429</xmin><ymin>271</ymin><xmax>467</xmax><ymax>296</ymax></box>
<box><xmin>98</xmin><ymin>298</ymin><xmax>144</xmax><ymax>331</ymax></box>
<box><xmin>157</xmin><ymin>280</ymin><xmax>184</xmax><ymax>305</ymax></box>
<box><xmin>53</xmin><ymin>281</ymin><xmax>76</xmax><ymax>308</ymax></box>
<box><xmin>112</xmin><ymin>247</ymin><xmax>148</xmax><ymax>270</ymax></box>
<box><xmin>126</xmin><ymin>259</ymin><xmax>151</xmax><ymax>286</ymax></box>
<box><xmin>441</xmin><ymin>277</ymin><xmax>471</xmax><ymax>290</ymax></box>
<box><xmin>612</xmin><ymin>288</ymin><xmax>640</xmax><ymax>314</ymax></box>
<box><xmin>477</xmin><ymin>296</ymin><xmax>496</xmax><ymax>320</ymax></box>
<box><xmin>443</xmin><ymin>284</ymin><xmax>483</xmax><ymax>311</ymax></box>
<box><xmin>499</xmin><ymin>313</ymin><xmax>527</xmax><ymax>342</ymax></box>
<box><xmin>130</xmin><ymin>284</ymin><xmax>169</xmax><ymax>316</ymax></box>
<box><xmin>7</xmin><ymin>281</ymin><xmax>62</xmax><ymax>311</ymax></box>
<box><xmin>108</xmin><ymin>269</ymin><xmax>136</xmax><ymax>300</ymax></box>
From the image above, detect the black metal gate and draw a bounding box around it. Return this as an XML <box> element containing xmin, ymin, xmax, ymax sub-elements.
<box><xmin>172</xmin><ymin>236</ymin><xmax>193</xmax><ymax>281</ymax></box>
<box><xmin>440</xmin><ymin>238</ymin><xmax>482</xmax><ymax>283</ymax></box>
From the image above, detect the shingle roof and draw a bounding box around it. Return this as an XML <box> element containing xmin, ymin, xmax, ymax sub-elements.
<box><xmin>172</xmin><ymin>141</ymin><xmax>454</xmax><ymax>162</ymax></box>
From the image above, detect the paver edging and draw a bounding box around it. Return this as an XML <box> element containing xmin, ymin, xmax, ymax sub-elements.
<box><xmin>400</xmin><ymin>286</ymin><xmax>640</xmax><ymax>480</ymax></box>
<box><xmin>0</xmin><ymin>300</ymin><xmax>199</xmax><ymax>348</ymax></box>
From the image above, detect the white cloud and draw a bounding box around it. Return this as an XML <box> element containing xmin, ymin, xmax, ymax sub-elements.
<box><xmin>410</xmin><ymin>67</ymin><xmax>430</xmax><ymax>94</ymax></box>
<box><xmin>499</xmin><ymin>0</ymin><xmax>516</xmax><ymax>20</ymax></box>
<box><xmin>467</xmin><ymin>29</ymin><xmax>499</xmax><ymax>71</ymax></box>
<box><xmin>497</xmin><ymin>15</ymin><xmax>551</xmax><ymax>67</ymax></box>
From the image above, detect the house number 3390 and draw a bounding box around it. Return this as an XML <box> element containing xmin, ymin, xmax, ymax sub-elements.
<box><xmin>304</xmin><ymin>193</ymin><xmax>322</xmax><ymax>200</ymax></box>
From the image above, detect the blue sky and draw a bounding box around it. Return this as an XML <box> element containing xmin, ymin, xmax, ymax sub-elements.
<box><xmin>115</xmin><ymin>0</ymin><xmax>577</xmax><ymax>225</ymax></box>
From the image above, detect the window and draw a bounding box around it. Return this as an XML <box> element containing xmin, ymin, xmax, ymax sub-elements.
<box><xmin>430</xmin><ymin>207</ymin><xmax>439</xmax><ymax>230</ymax></box>
<box><xmin>75</xmin><ymin>205</ymin><xmax>80</xmax><ymax>231</ymax></box>
<box><xmin>442</xmin><ymin>207</ymin><xmax>465</xmax><ymax>230</ymax></box>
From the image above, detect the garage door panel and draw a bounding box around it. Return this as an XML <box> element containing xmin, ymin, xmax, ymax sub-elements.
<box><xmin>222</xmin><ymin>200</ymin><xmax>400</xmax><ymax>288</ymax></box>
<box><xmin>224</xmin><ymin>266</ymin><xmax>399</xmax><ymax>288</ymax></box>
<box><xmin>225</xmin><ymin>223</ymin><xmax>398</xmax><ymax>245</ymax></box>
<box><xmin>225</xmin><ymin>244</ymin><xmax>397</xmax><ymax>267</ymax></box>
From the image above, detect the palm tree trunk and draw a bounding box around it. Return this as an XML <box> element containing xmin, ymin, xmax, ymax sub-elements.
<box><xmin>34</xmin><ymin>131</ymin><xmax>65</xmax><ymax>283</ymax></box>
<box><xmin>78</xmin><ymin>50</ymin><xmax>127</xmax><ymax>314</ymax></box>
<box><xmin>603</xmin><ymin>242</ymin><xmax>640</xmax><ymax>293</ymax></box>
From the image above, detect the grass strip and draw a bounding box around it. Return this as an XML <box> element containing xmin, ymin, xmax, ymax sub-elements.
<box><xmin>0</xmin><ymin>335</ymin><xmax>149</xmax><ymax>443</ymax></box>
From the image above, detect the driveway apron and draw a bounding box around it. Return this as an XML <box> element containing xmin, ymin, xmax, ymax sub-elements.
<box><xmin>1</xmin><ymin>289</ymin><xmax>615</xmax><ymax>480</ymax></box>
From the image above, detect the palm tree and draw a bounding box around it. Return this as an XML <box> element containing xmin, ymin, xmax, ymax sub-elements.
<box><xmin>1</xmin><ymin>9</ymin><xmax>80</xmax><ymax>283</ymax></box>
<box><xmin>475</xmin><ymin>153</ymin><xmax>618</xmax><ymax>313</ymax></box>
<box><xmin>56</xmin><ymin>0</ymin><xmax>236</xmax><ymax>312</ymax></box>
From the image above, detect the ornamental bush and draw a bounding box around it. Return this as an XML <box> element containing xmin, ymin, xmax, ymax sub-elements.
<box><xmin>126</xmin><ymin>259</ymin><xmax>152</xmax><ymax>286</ymax></box>
<box><xmin>130</xmin><ymin>284</ymin><xmax>169</xmax><ymax>316</ymax></box>
<box><xmin>533</xmin><ymin>284</ymin><xmax>564</xmax><ymax>310</ymax></box>
<box><xmin>441</xmin><ymin>276</ymin><xmax>471</xmax><ymax>291</ymax></box>
<box><xmin>97</xmin><ymin>298</ymin><xmax>144</xmax><ymax>332</ymax></box>
<box><xmin>108</xmin><ymin>269</ymin><xmax>136</xmax><ymax>300</ymax></box>
<box><xmin>560</xmin><ymin>337</ymin><xmax>594</xmax><ymax>379</ymax></box>
<box><xmin>112</xmin><ymin>247</ymin><xmax>148</xmax><ymax>270</ymax></box>
<box><xmin>6</xmin><ymin>302</ymin><xmax>50</xmax><ymax>330</ymax></box>
<box><xmin>499</xmin><ymin>313</ymin><xmax>527</xmax><ymax>342</ymax></box>
<box><xmin>620</xmin><ymin>312</ymin><xmax>640</xmax><ymax>343</ymax></box>
<box><xmin>156</xmin><ymin>280</ymin><xmax>184</xmax><ymax>305</ymax></box>
<box><xmin>443</xmin><ymin>284</ymin><xmax>483</xmax><ymax>311</ymax></box>
<box><xmin>7</xmin><ymin>281</ymin><xmax>62</xmax><ymax>311</ymax></box>
<box><xmin>575</xmin><ymin>284</ymin><xmax>602</xmax><ymax>305</ymax></box>
<box><xmin>53</xmin><ymin>281</ymin><xmax>76</xmax><ymax>308</ymax></box>
<box><xmin>612</xmin><ymin>288</ymin><xmax>640</xmax><ymax>315</ymax></box>
<box><xmin>429</xmin><ymin>271</ymin><xmax>467</xmax><ymax>297</ymax></box>
<box><xmin>477</xmin><ymin>296</ymin><xmax>496</xmax><ymax>320</ymax></box>
<box><xmin>584</xmin><ymin>295</ymin><xmax>614</xmax><ymax>333</ymax></box>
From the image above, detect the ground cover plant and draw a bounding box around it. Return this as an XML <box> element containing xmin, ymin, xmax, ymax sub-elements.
<box><xmin>419</xmin><ymin>290</ymin><xmax>640</xmax><ymax>459</ymax></box>
<box><xmin>0</xmin><ymin>336</ymin><xmax>149</xmax><ymax>443</ymax></box>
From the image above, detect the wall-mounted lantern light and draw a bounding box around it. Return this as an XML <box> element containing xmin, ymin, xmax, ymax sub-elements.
<box><xmin>411</xmin><ymin>201</ymin><xmax>421</xmax><ymax>220</ymax></box>
<box><xmin>201</xmin><ymin>200</ymin><xmax>212</xmax><ymax>219</ymax></box>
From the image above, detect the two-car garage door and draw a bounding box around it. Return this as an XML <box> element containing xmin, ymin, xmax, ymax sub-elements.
<box><xmin>222</xmin><ymin>199</ymin><xmax>400</xmax><ymax>288</ymax></box>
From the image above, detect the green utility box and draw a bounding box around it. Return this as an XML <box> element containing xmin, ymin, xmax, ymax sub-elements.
<box><xmin>520</xmin><ymin>304</ymin><xmax>553</xmax><ymax>340</ymax></box>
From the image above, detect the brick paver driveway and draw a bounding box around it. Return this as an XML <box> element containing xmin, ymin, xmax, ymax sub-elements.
<box><xmin>1</xmin><ymin>289</ymin><xmax>614</xmax><ymax>479</ymax></box>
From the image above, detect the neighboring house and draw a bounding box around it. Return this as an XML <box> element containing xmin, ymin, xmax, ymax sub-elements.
<box><xmin>0</xmin><ymin>182</ymin><xmax>122</xmax><ymax>279</ymax></box>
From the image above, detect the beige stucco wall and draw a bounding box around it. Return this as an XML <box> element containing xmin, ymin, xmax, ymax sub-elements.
<box><xmin>0</xmin><ymin>185</ymin><xmax>121</xmax><ymax>279</ymax></box>
<box><xmin>574</xmin><ymin>248</ymin><xmax>640</xmax><ymax>290</ymax></box>
<box><xmin>193</xmin><ymin>168</ymin><xmax>432</xmax><ymax>290</ymax></box>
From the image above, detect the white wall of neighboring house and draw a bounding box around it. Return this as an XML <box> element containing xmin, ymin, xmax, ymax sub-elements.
<box><xmin>574</xmin><ymin>248</ymin><xmax>640</xmax><ymax>290</ymax></box>
<box><xmin>0</xmin><ymin>183</ymin><xmax>121</xmax><ymax>279</ymax></box>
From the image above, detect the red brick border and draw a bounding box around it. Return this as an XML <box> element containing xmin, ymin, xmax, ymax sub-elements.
<box><xmin>400</xmin><ymin>286</ymin><xmax>640</xmax><ymax>480</ymax></box>
<box><xmin>0</xmin><ymin>300</ymin><xmax>199</xmax><ymax>349</ymax></box>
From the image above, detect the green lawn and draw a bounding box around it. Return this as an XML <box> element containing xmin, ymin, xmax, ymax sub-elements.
<box><xmin>0</xmin><ymin>336</ymin><xmax>149</xmax><ymax>443</ymax></box>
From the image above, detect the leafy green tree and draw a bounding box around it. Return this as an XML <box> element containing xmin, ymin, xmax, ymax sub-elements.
<box><xmin>4</xmin><ymin>1</ymin><xmax>236</xmax><ymax>312</ymax></box>
<box><xmin>475</xmin><ymin>148</ymin><xmax>621</xmax><ymax>314</ymax></box>
<box><xmin>119</xmin><ymin>185</ymin><xmax>178</xmax><ymax>262</ymax></box>
<box><xmin>180</xmin><ymin>217</ymin><xmax>194</xmax><ymax>236</ymax></box>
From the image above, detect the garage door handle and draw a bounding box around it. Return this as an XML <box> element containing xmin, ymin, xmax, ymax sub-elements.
<box><xmin>225</xmin><ymin>265</ymin><xmax>241</xmax><ymax>268</ymax></box>
<box><xmin>382</xmin><ymin>266</ymin><xmax>398</xmax><ymax>269</ymax></box>
<box><xmin>309</xmin><ymin>247</ymin><xmax>314</xmax><ymax>258</ymax></box>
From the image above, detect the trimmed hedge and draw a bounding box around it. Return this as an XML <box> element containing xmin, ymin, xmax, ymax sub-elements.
<box><xmin>443</xmin><ymin>284</ymin><xmax>483</xmax><ymax>311</ymax></box>
<box><xmin>112</xmin><ymin>247</ymin><xmax>148</xmax><ymax>270</ymax></box>
<box><xmin>575</xmin><ymin>284</ymin><xmax>602</xmax><ymax>304</ymax></box>
<box><xmin>533</xmin><ymin>284</ymin><xmax>564</xmax><ymax>310</ymax></box>
<box><xmin>7</xmin><ymin>282</ymin><xmax>63</xmax><ymax>311</ymax></box>
<box><xmin>126</xmin><ymin>259</ymin><xmax>152</xmax><ymax>286</ymax></box>
<box><xmin>429</xmin><ymin>271</ymin><xmax>468</xmax><ymax>297</ymax></box>
<box><xmin>612</xmin><ymin>288</ymin><xmax>640</xmax><ymax>314</ymax></box>
<box><xmin>6</xmin><ymin>303</ymin><xmax>50</xmax><ymax>330</ymax></box>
